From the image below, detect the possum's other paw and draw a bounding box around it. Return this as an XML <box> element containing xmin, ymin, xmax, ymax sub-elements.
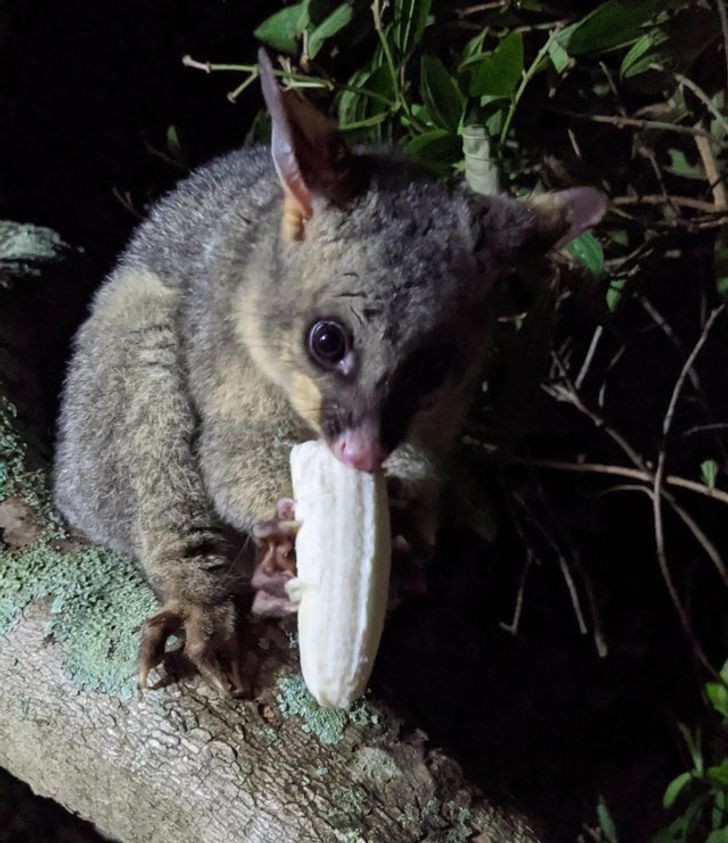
<box><xmin>388</xmin><ymin>496</ymin><xmax>436</xmax><ymax>609</ymax></box>
<box><xmin>250</xmin><ymin>498</ymin><xmax>300</xmax><ymax>617</ymax></box>
<box><xmin>138</xmin><ymin>597</ymin><xmax>252</xmax><ymax>697</ymax></box>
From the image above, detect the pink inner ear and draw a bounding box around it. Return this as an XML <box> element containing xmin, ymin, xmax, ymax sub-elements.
<box><xmin>554</xmin><ymin>187</ymin><xmax>608</xmax><ymax>249</ymax></box>
<box><xmin>271</xmin><ymin>130</ymin><xmax>313</xmax><ymax>219</ymax></box>
<box><xmin>258</xmin><ymin>49</ymin><xmax>313</xmax><ymax>219</ymax></box>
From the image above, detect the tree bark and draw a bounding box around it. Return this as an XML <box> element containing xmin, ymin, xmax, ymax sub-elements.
<box><xmin>0</xmin><ymin>602</ymin><xmax>539</xmax><ymax>843</ymax></box>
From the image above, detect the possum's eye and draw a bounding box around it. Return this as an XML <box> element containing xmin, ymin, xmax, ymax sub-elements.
<box><xmin>307</xmin><ymin>319</ymin><xmax>350</xmax><ymax>369</ymax></box>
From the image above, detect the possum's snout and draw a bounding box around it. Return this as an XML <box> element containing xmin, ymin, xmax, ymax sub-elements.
<box><xmin>330</xmin><ymin>420</ymin><xmax>388</xmax><ymax>472</ymax></box>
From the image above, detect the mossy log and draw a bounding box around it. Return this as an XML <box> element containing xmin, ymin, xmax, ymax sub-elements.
<box><xmin>0</xmin><ymin>224</ymin><xmax>541</xmax><ymax>843</ymax></box>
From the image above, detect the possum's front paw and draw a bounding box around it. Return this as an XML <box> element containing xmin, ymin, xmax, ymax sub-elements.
<box><xmin>138</xmin><ymin>597</ymin><xmax>252</xmax><ymax>697</ymax></box>
<box><xmin>388</xmin><ymin>495</ymin><xmax>436</xmax><ymax>608</ymax></box>
<box><xmin>250</xmin><ymin>498</ymin><xmax>300</xmax><ymax>617</ymax></box>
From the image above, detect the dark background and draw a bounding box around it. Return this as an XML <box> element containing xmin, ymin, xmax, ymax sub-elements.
<box><xmin>0</xmin><ymin>2</ymin><xmax>725</xmax><ymax>841</ymax></box>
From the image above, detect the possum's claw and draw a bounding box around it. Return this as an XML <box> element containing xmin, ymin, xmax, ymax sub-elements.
<box><xmin>250</xmin><ymin>498</ymin><xmax>300</xmax><ymax>617</ymax></box>
<box><xmin>137</xmin><ymin>597</ymin><xmax>252</xmax><ymax>697</ymax></box>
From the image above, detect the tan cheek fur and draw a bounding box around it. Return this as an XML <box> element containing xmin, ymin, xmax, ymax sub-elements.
<box><xmin>233</xmin><ymin>290</ymin><xmax>322</xmax><ymax>433</ymax></box>
<box><xmin>288</xmin><ymin>373</ymin><xmax>322</xmax><ymax>430</ymax></box>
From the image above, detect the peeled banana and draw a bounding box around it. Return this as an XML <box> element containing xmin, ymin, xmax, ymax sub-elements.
<box><xmin>287</xmin><ymin>440</ymin><xmax>391</xmax><ymax>708</ymax></box>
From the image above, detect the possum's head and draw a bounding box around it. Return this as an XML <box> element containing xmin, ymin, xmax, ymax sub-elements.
<box><xmin>247</xmin><ymin>50</ymin><xmax>606</xmax><ymax>472</ymax></box>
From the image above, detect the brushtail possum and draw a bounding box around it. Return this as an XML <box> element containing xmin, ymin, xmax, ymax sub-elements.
<box><xmin>53</xmin><ymin>50</ymin><xmax>606</xmax><ymax>694</ymax></box>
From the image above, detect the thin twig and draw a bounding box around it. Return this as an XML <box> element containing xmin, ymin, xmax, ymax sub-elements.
<box><xmin>553</xmin><ymin>109</ymin><xmax>715</xmax><ymax>140</ymax></box>
<box><xmin>695</xmin><ymin>134</ymin><xmax>728</xmax><ymax>210</ymax></box>
<box><xmin>595</xmin><ymin>483</ymin><xmax>726</xmax><ymax>613</ymax></box>
<box><xmin>609</xmin><ymin>205</ymin><xmax>728</xmax><ymax>230</ymax></box>
<box><xmin>537</xmin><ymin>486</ymin><xmax>607</xmax><ymax>656</ymax></box>
<box><xmin>456</xmin><ymin>1</ymin><xmax>509</xmax><ymax>16</ymax></box>
<box><xmin>546</xmin><ymin>352</ymin><xmax>647</xmax><ymax>470</ymax></box>
<box><xmin>661</xmin><ymin>306</ymin><xmax>725</xmax><ymax>441</ymax></box>
<box><xmin>575</xmin><ymin>326</ymin><xmax>603</xmax><ymax>390</ymax></box>
<box><xmin>675</xmin><ymin>73</ymin><xmax>728</xmax><ymax>136</ymax></box>
<box><xmin>681</xmin><ymin>422</ymin><xmax>728</xmax><ymax>437</ymax></box>
<box><xmin>613</xmin><ymin>194</ymin><xmax>719</xmax><ymax>213</ymax></box>
<box><xmin>507</xmin><ymin>457</ymin><xmax>728</xmax><ymax>510</ymax></box>
<box><xmin>639</xmin><ymin>294</ymin><xmax>728</xmax><ymax>465</ymax></box>
<box><xmin>639</xmin><ymin>295</ymin><xmax>703</xmax><ymax>399</ymax></box>
<box><xmin>558</xmin><ymin>555</ymin><xmax>588</xmax><ymax>635</ymax></box>
<box><xmin>598</xmin><ymin>343</ymin><xmax>627</xmax><ymax>409</ymax></box>
<box><xmin>652</xmin><ymin>306</ymin><xmax>726</xmax><ymax>674</ymax></box>
<box><xmin>499</xmin><ymin>551</ymin><xmax>533</xmax><ymax>636</ymax></box>
<box><xmin>513</xmin><ymin>491</ymin><xmax>588</xmax><ymax>635</ymax></box>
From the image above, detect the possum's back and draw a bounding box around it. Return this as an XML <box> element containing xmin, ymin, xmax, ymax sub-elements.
<box><xmin>117</xmin><ymin>146</ymin><xmax>277</xmax><ymax>290</ymax></box>
<box><xmin>53</xmin><ymin>145</ymin><xmax>277</xmax><ymax>553</ymax></box>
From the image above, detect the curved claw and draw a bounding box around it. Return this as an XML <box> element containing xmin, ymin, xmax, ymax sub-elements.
<box><xmin>137</xmin><ymin>599</ymin><xmax>252</xmax><ymax>697</ymax></box>
<box><xmin>138</xmin><ymin>609</ymin><xmax>182</xmax><ymax>690</ymax></box>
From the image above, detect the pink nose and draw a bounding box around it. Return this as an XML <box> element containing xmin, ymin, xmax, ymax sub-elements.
<box><xmin>332</xmin><ymin>426</ymin><xmax>388</xmax><ymax>472</ymax></box>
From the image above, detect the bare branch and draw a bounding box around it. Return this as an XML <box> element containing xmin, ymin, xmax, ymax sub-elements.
<box><xmin>675</xmin><ymin>72</ymin><xmax>728</xmax><ymax>137</ymax></box>
<box><xmin>612</xmin><ymin>194</ymin><xmax>720</xmax><ymax>213</ymax></box>
<box><xmin>552</xmin><ymin>109</ymin><xmax>716</xmax><ymax>139</ymax></box>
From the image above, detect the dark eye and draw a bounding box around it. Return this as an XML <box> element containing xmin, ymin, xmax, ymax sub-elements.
<box><xmin>307</xmin><ymin>319</ymin><xmax>349</xmax><ymax>368</ymax></box>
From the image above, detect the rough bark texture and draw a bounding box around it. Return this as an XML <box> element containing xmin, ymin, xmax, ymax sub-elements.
<box><xmin>0</xmin><ymin>604</ymin><xmax>540</xmax><ymax>843</ymax></box>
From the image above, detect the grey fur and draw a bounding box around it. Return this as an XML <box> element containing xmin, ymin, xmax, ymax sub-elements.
<box><xmin>53</xmin><ymin>143</ymin><xmax>600</xmax><ymax>682</ymax></box>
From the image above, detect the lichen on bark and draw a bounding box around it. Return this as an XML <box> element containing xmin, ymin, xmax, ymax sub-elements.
<box><xmin>0</xmin><ymin>393</ymin><xmax>156</xmax><ymax>696</ymax></box>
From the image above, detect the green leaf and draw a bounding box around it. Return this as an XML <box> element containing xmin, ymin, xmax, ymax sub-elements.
<box><xmin>706</xmin><ymin>682</ymin><xmax>728</xmax><ymax>719</ymax></box>
<box><xmin>606</xmin><ymin>277</ymin><xmax>626</xmax><ymax>311</ymax></box>
<box><xmin>596</xmin><ymin>796</ymin><xmax>619</xmax><ymax>843</ymax></box>
<box><xmin>244</xmin><ymin>110</ymin><xmax>271</xmax><ymax>146</ymax></box>
<box><xmin>469</xmin><ymin>31</ymin><xmax>524</xmax><ymax>98</ymax></box>
<box><xmin>705</xmin><ymin>682</ymin><xmax>728</xmax><ymax>720</ymax></box>
<box><xmin>548</xmin><ymin>39</ymin><xmax>570</xmax><ymax>74</ymax></box>
<box><xmin>620</xmin><ymin>27</ymin><xmax>669</xmax><ymax>78</ymax></box>
<box><xmin>420</xmin><ymin>56</ymin><xmax>464</xmax><ymax>133</ymax></box>
<box><xmin>254</xmin><ymin>3</ymin><xmax>309</xmax><ymax>53</ymax></box>
<box><xmin>308</xmin><ymin>3</ymin><xmax>353</xmax><ymax>58</ymax></box>
<box><xmin>338</xmin><ymin>64</ymin><xmax>393</xmax><ymax>127</ymax></box>
<box><xmin>565</xmin><ymin>232</ymin><xmax>604</xmax><ymax>276</ymax></box>
<box><xmin>459</xmin><ymin>28</ymin><xmax>489</xmax><ymax>69</ymax></box>
<box><xmin>707</xmin><ymin>760</ymin><xmax>728</xmax><ymax>788</ymax></box>
<box><xmin>607</xmin><ymin>229</ymin><xmax>629</xmax><ymax>247</ymax></box>
<box><xmin>715</xmin><ymin>229</ymin><xmax>728</xmax><ymax>299</ymax></box>
<box><xmin>663</xmin><ymin>771</ymin><xmax>693</xmax><ymax>809</ymax></box>
<box><xmin>707</xmin><ymin>830</ymin><xmax>728</xmax><ymax>843</ymax></box>
<box><xmin>560</xmin><ymin>0</ymin><xmax>661</xmax><ymax>57</ymax></box>
<box><xmin>392</xmin><ymin>0</ymin><xmax>433</xmax><ymax>57</ymax></box>
<box><xmin>665</xmin><ymin>149</ymin><xmax>705</xmax><ymax>180</ymax></box>
<box><xmin>403</xmin><ymin>129</ymin><xmax>461</xmax><ymax>174</ymax></box>
<box><xmin>166</xmin><ymin>125</ymin><xmax>184</xmax><ymax>163</ymax></box>
<box><xmin>701</xmin><ymin>459</ymin><xmax>719</xmax><ymax>489</ymax></box>
<box><xmin>678</xmin><ymin>723</ymin><xmax>704</xmax><ymax>777</ymax></box>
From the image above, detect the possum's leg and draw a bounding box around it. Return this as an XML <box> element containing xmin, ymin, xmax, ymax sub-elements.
<box><xmin>54</xmin><ymin>270</ymin><xmax>252</xmax><ymax>695</ymax></box>
<box><xmin>192</xmin><ymin>372</ymin><xmax>311</xmax><ymax>616</ymax></box>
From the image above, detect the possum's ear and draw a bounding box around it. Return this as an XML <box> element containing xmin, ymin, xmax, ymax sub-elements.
<box><xmin>258</xmin><ymin>49</ymin><xmax>363</xmax><ymax>241</ymax></box>
<box><xmin>469</xmin><ymin>187</ymin><xmax>607</xmax><ymax>265</ymax></box>
<box><xmin>528</xmin><ymin>187</ymin><xmax>607</xmax><ymax>249</ymax></box>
